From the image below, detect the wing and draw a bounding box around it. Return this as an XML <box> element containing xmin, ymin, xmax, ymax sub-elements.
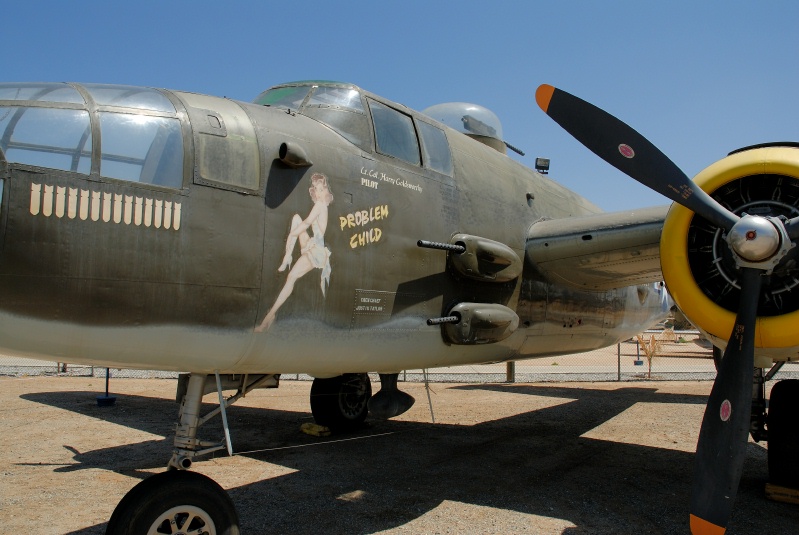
<box><xmin>526</xmin><ymin>205</ymin><xmax>668</xmax><ymax>291</ymax></box>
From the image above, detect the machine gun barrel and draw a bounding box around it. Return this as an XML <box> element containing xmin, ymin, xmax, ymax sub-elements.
<box><xmin>426</xmin><ymin>316</ymin><xmax>460</xmax><ymax>326</ymax></box>
<box><xmin>417</xmin><ymin>240</ymin><xmax>466</xmax><ymax>254</ymax></box>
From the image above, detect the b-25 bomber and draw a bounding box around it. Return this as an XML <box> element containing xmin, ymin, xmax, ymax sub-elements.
<box><xmin>0</xmin><ymin>79</ymin><xmax>796</xmax><ymax>534</ymax></box>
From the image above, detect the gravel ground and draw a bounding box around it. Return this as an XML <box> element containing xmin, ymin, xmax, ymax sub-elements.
<box><xmin>0</xmin><ymin>376</ymin><xmax>797</xmax><ymax>534</ymax></box>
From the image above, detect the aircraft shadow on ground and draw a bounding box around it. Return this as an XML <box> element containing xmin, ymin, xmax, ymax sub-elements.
<box><xmin>24</xmin><ymin>385</ymin><xmax>797</xmax><ymax>535</ymax></box>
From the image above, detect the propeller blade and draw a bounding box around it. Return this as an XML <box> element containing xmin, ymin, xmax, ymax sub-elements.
<box><xmin>535</xmin><ymin>84</ymin><xmax>737</xmax><ymax>231</ymax></box>
<box><xmin>689</xmin><ymin>267</ymin><xmax>762</xmax><ymax>535</ymax></box>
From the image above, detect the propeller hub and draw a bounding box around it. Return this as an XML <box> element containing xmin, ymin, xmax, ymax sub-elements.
<box><xmin>727</xmin><ymin>214</ymin><xmax>781</xmax><ymax>263</ymax></box>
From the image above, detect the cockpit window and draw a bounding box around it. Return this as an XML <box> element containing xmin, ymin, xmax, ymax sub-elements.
<box><xmin>253</xmin><ymin>85</ymin><xmax>312</xmax><ymax>110</ymax></box>
<box><xmin>0</xmin><ymin>83</ymin><xmax>85</xmax><ymax>104</ymax></box>
<box><xmin>83</xmin><ymin>84</ymin><xmax>176</xmax><ymax>113</ymax></box>
<box><xmin>0</xmin><ymin>106</ymin><xmax>92</xmax><ymax>173</ymax></box>
<box><xmin>255</xmin><ymin>84</ymin><xmax>373</xmax><ymax>151</ymax></box>
<box><xmin>369</xmin><ymin>100</ymin><xmax>420</xmax><ymax>165</ymax></box>
<box><xmin>418</xmin><ymin>121</ymin><xmax>453</xmax><ymax>176</ymax></box>
<box><xmin>303</xmin><ymin>86</ymin><xmax>371</xmax><ymax>151</ymax></box>
<box><xmin>0</xmin><ymin>83</ymin><xmax>185</xmax><ymax>189</ymax></box>
<box><xmin>306</xmin><ymin>87</ymin><xmax>364</xmax><ymax>112</ymax></box>
<box><xmin>99</xmin><ymin>112</ymin><xmax>183</xmax><ymax>188</ymax></box>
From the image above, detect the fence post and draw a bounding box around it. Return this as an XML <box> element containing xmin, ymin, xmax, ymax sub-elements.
<box><xmin>617</xmin><ymin>343</ymin><xmax>621</xmax><ymax>381</ymax></box>
<box><xmin>506</xmin><ymin>361</ymin><xmax>515</xmax><ymax>383</ymax></box>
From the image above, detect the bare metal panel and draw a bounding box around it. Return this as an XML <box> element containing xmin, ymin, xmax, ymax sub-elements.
<box><xmin>526</xmin><ymin>205</ymin><xmax>668</xmax><ymax>290</ymax></box>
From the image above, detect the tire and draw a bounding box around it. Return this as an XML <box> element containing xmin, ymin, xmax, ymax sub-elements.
<box><xmin>310</xmin><ymin>373</ymin><xmax>372</xmax><ymax>432</ymax></box>
<box><xmin>768</xmin><ymin>379</ymin><xmax>799</xmax><ymax>487</ymax></box>
<box><xmin>106</xmin><ymin>470</ymin><xmax>240</xmax><ymax>535</ymax></box>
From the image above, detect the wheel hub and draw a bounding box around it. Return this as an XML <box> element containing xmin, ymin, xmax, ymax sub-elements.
<box><xmin>149</xmin><ymin>504</ymin><xmax>215</xmax><ymax>535</ymax></box>
<box><xmin>339</xmin><ymin>374</ymin><xmax>370</xmax><ymax>418</ymax></box>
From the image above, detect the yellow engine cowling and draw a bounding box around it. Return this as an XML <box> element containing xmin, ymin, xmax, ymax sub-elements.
<box><xmin>661</xmin><ymin>145</ymin><xmax>799</xmax><ymax>357</ymax></box>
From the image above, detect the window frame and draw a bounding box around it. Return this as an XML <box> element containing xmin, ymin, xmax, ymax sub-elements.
<box><xmin>97</xmin><ymin>111</ymin><xmax>184</xmax><ymax>189</ymax></box>
<box><xmin>416</xmin><ymin>118</ymin><xmax>454</xmax><ymax>177</ymax></box>
<box><xmin>0</xmin><ymin>83</ymin><xmax>192</xmax><ymax>194</ymax></box>
<box><xmin>0</xmin><ymin>105</ymin><xmax>93</xmax><ymax>175</ymax></box>
<box><xmin>367</xmin><ymin>98</ymin><xmax>421</xmax><ymax>167</ymax></box>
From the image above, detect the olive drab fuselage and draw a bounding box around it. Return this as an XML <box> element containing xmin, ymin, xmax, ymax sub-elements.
<box><xmin>0</xmin><ymin>82</ymin><xmax>669</xmax><ymax>375</ymax></box>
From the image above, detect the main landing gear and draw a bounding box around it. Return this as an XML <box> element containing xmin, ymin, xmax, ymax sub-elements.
<box><xmin>310</xmin><ymin>373</ymin><xmax>372</xmax><ymax>431</ymax></box>
<box><xmin>744</xmin><ymin>360</ymin><xmax>799</xmax><ymax>488</ymax></box>
<box><xmin>767</xmin><ymin>378</ymin><xmax>799</xmax><ymax>488</ymax></box>
<box><xmin>309</xmin><ymin>372</ymin><xmax>417</xmax><ymax>429</ymax></box>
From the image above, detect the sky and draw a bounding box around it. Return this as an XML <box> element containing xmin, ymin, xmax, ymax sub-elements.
<box><xmin>5</xmin><ymin>1</ymin><xmax>799</xmax><ymax>212</ymax></box>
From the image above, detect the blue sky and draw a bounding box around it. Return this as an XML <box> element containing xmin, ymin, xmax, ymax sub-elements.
<box><xmin>6</xmin><ymin>1</ymin><xmax>798</xmax><ymax>211</ymax></box>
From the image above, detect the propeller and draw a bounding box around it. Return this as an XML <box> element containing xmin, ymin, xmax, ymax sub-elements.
<box><xmin>535</xmin><ymin>85</ymin><xmax>737</xmax><ymax>231</ymax></box>
<box><xmin>535</xmin><ymin>84</ymin><xmax>788</xmax><ymax>534</ymax></box>
<box><xmin>690</xmin><ymin>267</ymin><xmax>760</xmax><ymax>534</ymax></box>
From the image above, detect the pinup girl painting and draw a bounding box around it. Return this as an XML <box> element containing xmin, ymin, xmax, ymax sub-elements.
<box><xmin>256</xmin><ymin>173</ymin><xmax>333</xmax><ymax>332</ymax></box>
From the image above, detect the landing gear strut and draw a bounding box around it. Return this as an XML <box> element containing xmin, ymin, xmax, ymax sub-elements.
<box><xmin>750</xmin><ymin>367</ymin><xmax>767</xmax><ymax>442</ymax></box>
<box><xmin>107</xmin><ymin>373</ymin><xmax>277</xmax><ymax>534</ymax></box>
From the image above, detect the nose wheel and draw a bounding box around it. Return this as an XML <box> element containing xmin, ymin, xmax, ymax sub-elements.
<box><xmin>106</xmin><ymin>470</ymin><xmax>240</xmax><ymax>535</ymax></box>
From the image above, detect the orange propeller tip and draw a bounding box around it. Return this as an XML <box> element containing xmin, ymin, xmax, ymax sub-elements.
<box><xmin>536</xmin><ymin>84</ymin><xmax>555</xmax><ymax>112</ymax></box>
<box><xmin>689</xmin><ymin>514</ymin><xmax>726</xmax><ymax>535</ymax></box>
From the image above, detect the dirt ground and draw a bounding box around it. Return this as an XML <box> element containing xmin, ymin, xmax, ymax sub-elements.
<box><xmin>0</xmin><ymin>376</ymin><xmax>797</xmax><ymax>535</ymax></box>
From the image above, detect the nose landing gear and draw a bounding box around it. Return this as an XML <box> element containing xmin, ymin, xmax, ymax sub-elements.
<box><xmin>106</xmin><ymin>470</ymin><xmax>239</xmax><ymax>535</ymax></box>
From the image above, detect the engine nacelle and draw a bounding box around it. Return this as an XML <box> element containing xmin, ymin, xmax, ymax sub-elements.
<box><xmin>661</xmin><ymin>144</ymin><xmax>799</xmax><ymax>354</ymax></box>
